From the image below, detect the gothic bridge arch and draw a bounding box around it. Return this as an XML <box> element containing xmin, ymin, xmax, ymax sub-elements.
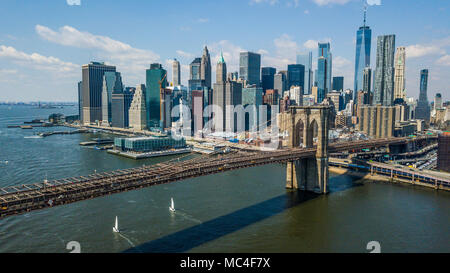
<box><xmin>278</xmin><ymin>106</ymin><xmax>331</xmax><ymax>194</ymax></box>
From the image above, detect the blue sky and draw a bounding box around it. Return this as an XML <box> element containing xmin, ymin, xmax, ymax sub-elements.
<box><xmin>0</xmin><ymin>0</ymin><xmax>449</xmax><ymax>102</ymax></box>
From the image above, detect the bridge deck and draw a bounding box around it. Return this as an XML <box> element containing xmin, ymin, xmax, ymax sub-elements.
<box><xmin>0</xmin><ymin>136</ymin><xmax>436</xmax><ymax>218</ymax></box>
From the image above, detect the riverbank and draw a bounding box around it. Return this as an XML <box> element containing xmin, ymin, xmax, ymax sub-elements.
<box><xmin>329</xmin><ymin>166</ymin><xmax>450</xmax><ymax>191</ymax></box>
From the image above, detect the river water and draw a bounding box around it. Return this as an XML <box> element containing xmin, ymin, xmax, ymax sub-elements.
<box><xmin>0</xmin><ymin>105</ymin><xmax>448</xmax><ymax>253</ymax></box>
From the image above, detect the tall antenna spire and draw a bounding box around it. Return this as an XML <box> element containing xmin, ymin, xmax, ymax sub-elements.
<box><xmin>363</xmin><ymin>2</ymin><xmax>367</xmax><ymax>27</ymax></box>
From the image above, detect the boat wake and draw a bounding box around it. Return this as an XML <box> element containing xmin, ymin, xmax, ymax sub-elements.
<box><xmin>117</xmin><ymin>232</ymin><xmax>137</xmax><ymax>248</ymax></box>
<box><xmin>172</xmin><ymin>210</ymin><xmax>203</xmax><ymax>225</ymax></box>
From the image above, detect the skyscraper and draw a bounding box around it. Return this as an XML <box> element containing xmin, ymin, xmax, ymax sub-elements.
<box><xmin>78</xmin><ymin>81</ymin><xmax>83</xmax><ymax>121</ymax></box>
<box><xmin>172</xmin><ymin>59</ymin><xmax>181</xmax><ymax>86</ymax></box>
<box><xmin>145</xmin><ymin>63</ymin><xmax>167</xmax><ymax>128</ymax></box>
<box><xmin>354</xmin><ymin>7</ymin><xmax>372</xmax><ymax>97</ymax></box>
<box><xmin>332</xmin><ymin>76</ymin><xmax>344</xmax><ymax>92</ymax></box>
<box><xmin>318</xmin><ymin>43</ymin><xmax>332</xmax><ymax>95</ymax></box>
<box><xmin>81</xmin><ymin>62</ymin><xmax>116</xmax><ymax>124</ymax></box>
<box><xmin>102</xmin><ymin>71</ymin><xmax>123</xmax><ymax>125</ymax></box>
<box><xmin>274</xmin><ymin>72</ymin><xmax>286</xmax><ymax>94</ymax></box>
<box><xmin>239</xmin><ymin>51</ymin><xmax>261</xmax><ymax>86</ymax></box>
<box><xmin>287</xmin><ymin>64</ymin><xmax>305</xmax><ymax>91</ymax></box>
<box><xmin>415</xmin><ymin>69</ymin><xmax>431</xmax><ymax>121</ymax></box>
<box><xmin>374</xmin><ymin>34</ymin><xmax>395</xmax><ymax>106</ymax></box>
<box><xmin>128</xmin><ymin>84</ymin><xmax>147</xmax><ymax>131</ymax></box>
<box><xmin>297</xmin><ymin>52</ymin><xmax>313</xmax><ymax>94</ymax></box>
<box><xmin>111</xmin><ymin>88</ymin><xmax>133</xmax><ymax>128</ymax></box>
<box><xmin>261</xmin><ymin>67</ymin><xmax>276</xmax><ymax>92</ymax></box>
<box><xmin>317</xmin><ymin>56</ymin><xmax>327</xmax><ymax>103</ymax></box>
<box><xmin>393</xmin><ymin>46</ymin><xmax>406</xmax><ymax>101</ymax></box>
<box><xmin>213</xmin><ymin>54</ymin><xmax>242</xmax><ymax>132</ymax></box>
<box><xmin>200</xmin><ymin>46</ymin><xmax>211</xmax><ymax>89</ymax></box>
<box><xmin>363</xmin><ymin>67</ymin><xmax>372</xmax><ymax>93</ymax></box>
<box><xmin>216</xmin><ymin>52</ymin><xmax>227</xmax><ymax>84</ymax></box>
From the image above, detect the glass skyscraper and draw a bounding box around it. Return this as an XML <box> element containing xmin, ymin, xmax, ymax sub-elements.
<box><xmin>373</xmin><ymin>35</ymin><xmax>395</xmax><ymax>106</ymax></box>
<box><xmin>415</xmin><ymin>69</ymin><xmax>431</xmax><ymax>121</ymax></box>
<box><xmin>287</xmin><ymin>64</ymin><xmax>305</xmax><ymax>92</ymax></box>
<box><xmin>317</xmin><ymin>56</ymin><xmax>327</xmax><ymax>103</ymax></box>
<box><xmin>332</xmin><ymin>76</ymin><xmax>344</xmax><ymax>92</ymax></box>
<box><xmin>354</xmin><ymin>11</ymin><xmax>371</xmax><ymax>98</ymax></box>
<box><xmin>296</xmin><ymin>52</ymin><xmax>313</xmax><ymax>94</ymax></box>
<box><xmin>261</xmin><ymin>67</ymin><xmax>276</xmax><ymax>92</ymax></box>
<box><xmin>145</xmin><ymin>63</ymin><xmax>167</xmax><ymax>129</ymax></box>
<box><xmin>318</xmin><ymin>43</ymin><xmax>332</xmax><ymax>96</ymax></box>
<box><xmin>239</xmin><ymin>52</ymin><xmax>261</xmax><ymax>86</ymax></box>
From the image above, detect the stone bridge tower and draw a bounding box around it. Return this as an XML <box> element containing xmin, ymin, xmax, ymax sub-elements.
<box><xmin>278</xmin><ymin>106</ymin><xmax>331</xmax><ymax>194</ymax></box>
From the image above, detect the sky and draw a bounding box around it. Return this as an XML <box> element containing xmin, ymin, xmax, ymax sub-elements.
<box><xmin>0</xmin><ymin>0</ymin><xmax>449</xmax><ymax>102</ymax></box>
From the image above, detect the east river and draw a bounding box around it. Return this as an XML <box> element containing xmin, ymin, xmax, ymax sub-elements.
<box><xmin>0</xmin><ymin>105</ymin><xmax>448</xmax><ymax>253</ymax></box>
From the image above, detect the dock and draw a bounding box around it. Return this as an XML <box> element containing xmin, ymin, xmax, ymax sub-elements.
<box><xmin>107</xmin><ymin>148</ymin><xmax>192</xmax><ymax>159</ymax></box>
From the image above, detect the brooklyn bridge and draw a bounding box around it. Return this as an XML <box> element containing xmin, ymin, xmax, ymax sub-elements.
<box><xmin>0</xmin><ymin>106</ymin><xmax>440</xmax><ymax>218</ymax></box>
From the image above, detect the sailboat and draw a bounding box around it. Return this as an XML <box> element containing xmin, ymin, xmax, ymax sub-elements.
<box><xmin>169</xmin><ymin>198</ymin><xmax>175</xmax><ymax>212</ymax></box>
<box><xmin>113</xmin><ymin>216</ymin><xmax>120</xmax><ymax>233</ymax></box>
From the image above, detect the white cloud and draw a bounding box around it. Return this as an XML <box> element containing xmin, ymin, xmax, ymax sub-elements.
<box><xmin>366</xmin><ymin>0</ymin><xmax>381</xmax><ymax>6</ymax></box>
<box><xmin>249</xmin><ymin>0</ymin><xmax>279</xmax><ymax>5</ymax></box>
<box><xmin>405</xmin><ymin>44</ymin><xmax>445</xmax><ymax>58</ymax></box>
<box><xmin>0</xmin><ymin>45</ymin><xmax>78</xmax><ymax>73</ymax></box>
<box><xmin>66</xmin><ymin>0</ymin><xmax>81</xmax><ymax>6</ymax></box>
<box><xmin>311</xmin><ymin>0</ymin><xmax>351</xmax><ymax>6</ymax></box>
<box><xmin>35</xmin><ymin>24</ymin><xmax>160</xmax><ymax>84</ymax></box>
<box><xmin>197</xmin><ymin>18</ymin><xmax>209</xmax><ymax>23</ymax></box>
<box><xmin>176</xmin><ymin>50</ymin><xmax>194</xmax><ymax>59</ymax></box>
<box><xmin>304</xmin><ymin>40</ymin><xmax>319</xmax><ymax>49</ymax></box>
<box><xmin>303</xmin><ymin>38</ymin><xmax>331</xmax><ymax>50</ymax></box>
<box><xmin>436</xmin><ymin>55</ymin><xmax>450</xmax><ymax>66</ymax></box>
<box><xmin>0</xmin><ymin>69</ymin><xmax>17</xmax><ymax>74</ymax></box>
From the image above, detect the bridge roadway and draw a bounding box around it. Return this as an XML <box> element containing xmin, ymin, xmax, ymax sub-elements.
<box><xmin>0</xmin><ymin>136</ymin><xmax>435</xmax><ymax>218</ymax></box>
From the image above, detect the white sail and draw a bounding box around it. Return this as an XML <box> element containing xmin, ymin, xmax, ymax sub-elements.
<box><xmin>113</xmin><ymin>216</ymin><xmax>119</xmax><ymax>232</ymax></box>
<box><xmin>170</xmin><ymin>198</ymin><xmax>175</xmax><ymax>212</ymax></box>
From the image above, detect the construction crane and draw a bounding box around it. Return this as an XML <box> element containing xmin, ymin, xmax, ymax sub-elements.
<box><xmin>159</xmin><ymin>72</ymin><xmax>167</xmax><ymax>129</ymax></box>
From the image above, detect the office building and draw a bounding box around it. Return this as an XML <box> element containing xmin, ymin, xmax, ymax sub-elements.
<box><xmin>81</xmin><ymin>62</ymin><xmax>116</xmax><ymax>124</ymax></box>
<box><xmin>111</xmin><ymin>88</ymin><xmax>133</xmax><ymax>128</ymax></box>
<box><xmin>288</xmin><ymin>86</ymin><xmax>302</xmax><ymax>106</ymax></box>
<box><xmin>274</xmin><ymin>72</ymin><xmax>286</xmax><ymax>94</ymax></box>
<box><xmin>102</xmin><ymin>71</ymin><xmax>123</xmax><ymax>125</ymax></box>
<box><xmin>332</xmin><ymin>76</ymin><xmax>344</xmax><ymax>92</ymax></box>
<box><xmin>415</xmin><ymin>69</ymin><xmax>431</xmax><ymax>121</ymax></box>
<box><xmin>239</xmin><ymin>51</ymin><xmax>261</xmax><ymax>86</ymax></box>
<box><xmin>317</xmin><ymin>56</ymin><xmax>327</xmax><ymax>103</ymax></box>
<box><xmin>297</xmin><ymin>51</ymin><xmax>313</xmax><ymax>94</ymax></box>
<box><xmin>374</xmin><ymin>34</ymin><xmax>396</xmax><ymax>106</ymax></box>
<box><xmin>261</xmin><ymin>67</ymin><xmax>276</xmax><ymax>92</ymax></box>
<box><xmin>318</xmin><ymin>42</ymin><xmax>332</xmax><ymax>95</ymax></box>
<box><xmin>437</xmin><ymin>133</ymin><xmax>450</xmax><ymax>172</ymax></box>
<box><xmin>216</xmin><ymin>52</ymin><xmax>227</xmax><ymax>84</ymax></box>
<box><xmin>78</xmin><ymin>81</ymin><xmax>82</xmax><ymax>121</ymax></box>
<box><xmin>146</xmin><ymin>63</ymin><xmax>167</xmax><ymax>128</ymax></box>
<box><xmin>287</xmin><ymin>64</ymin><xmax>305</xmax><ymax>92</ymax></box>
<box><xmin>354</xmin><ymin>8</ymin><xmax>372</xmax><ymax>96</ymax></box>
<box><xmin>326</xmin><ymin>91</ymin><xmax>342</xmax><ymax>111</ymax></box>
<box><xmin>363</xmin><ymin>67</ymin><xmax>372</xmax><ymax>93</ymax></box>
<box><xmin>242</xmin><ymin>86</ymin><xmax>263</xmax><ymax>131</ymax></box>
<box><xmin>394</xmin><ymin>46</ymin><xmax>406</xmax><ymax>101</ymax></box>
<box><xmin>172</xmin><ymin>59</ymin><xmax>181</xmax><ymax>86</ymax></box>
<box><xmin>358</xmin><ymin>105</ymin><xmax>396</xmax><ymax>138</ymax></box>
<box><xmin>200</xmin><ymin>46</ymin><xmax>212</xmax><ymax>89</ymax></box>
<box><xmin>129</xmin><ymin>84</ymin><xmax>147</xmax><ymax>131</ymax></box>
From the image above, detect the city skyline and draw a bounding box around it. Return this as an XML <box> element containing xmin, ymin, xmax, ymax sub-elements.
<box><xmin>0</xmin><ymin>0</ymin><xmax>449</xmax><ymax>102</ymax></box>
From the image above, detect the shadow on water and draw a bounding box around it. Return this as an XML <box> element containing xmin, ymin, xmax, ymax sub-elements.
<box><xmin>124</xmin><ymin>191</ymin><xmax>318</xmax><ymax>253</ymax></box>
<box><xmin>123</xmin><ymin>171</ymin><xmax>363</xmax><ymax>253</ymax></box>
